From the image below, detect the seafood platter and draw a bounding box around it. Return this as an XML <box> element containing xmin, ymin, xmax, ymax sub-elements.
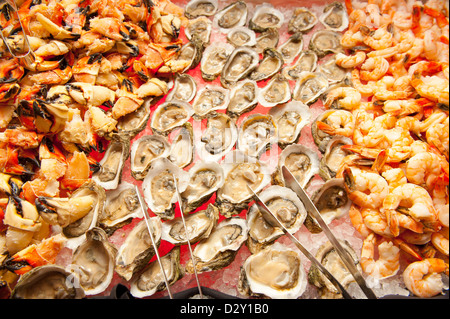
<box><xmin>0</xmin><ymin>0</ymin><xmax>449</xmax><ymax>299</ymax></box>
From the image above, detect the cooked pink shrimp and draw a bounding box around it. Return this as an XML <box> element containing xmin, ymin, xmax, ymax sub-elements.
<box><xmin>335</xmin><ymin>51</ymin><xmax>366</xmax><ymax>68</ymax></box>
<box><xmin>361</xmin><ymin>233</ymin><xmax>400</xmax><ymax>279</ymax></box>
<box><xmin>382</xmin><ymin>167</ymin><xmax>407</xmax><ymax>191</ymax></box>
<box><xmin>315</xmin><ymin>110</ymin><xmax>355</xmax><ymax>137</ymax></box>
<box><xmin>351</xmin><ymin>69</ymin><xmax>376</xmax><ymax>97</ymax></box>
<box><xmin>363</xmin><ymin>26</ymin><xmax>394</xmax><ymax>50</ymax></box>
<box><xmin>374</xmin><ymin>76</ymin><xmax>410</xmax><ymax>100</ymax></box>
<box><xmin>360</xmin><ymin>57</ymin><xmax>390</xmax><ymax>81</ymax></box>
<box><xmin>431</xmin><ymin>228</ymin><xmax>449</xmax><ymax>256</ymax></box>
<box><xmin>349</xmin><ymin>204</ymin><xmax>372</xmax><ymax>238</ymax></box>
<box><xmin>324</xmin><ymin>87</ymin><xmax>361</xmax><ymax>110</ymax></box>
<box><xmin>405</xmin><ymin>152</ymin><xmax>443</xmax><ymax>189</ymax></box>
<box><xmin>403</xmin><ymin>258</ymin><xmax>449</xmax><ymax>298</ymax></box>
<box><xmin>361</xmin><ymin>207</ymin><xmax>394</xmax><ymax>237</ymax></box>
<box><xmin>426</xmin><ymin>117</ymin><xmax>449</xmax><ymax>160</ymax></box>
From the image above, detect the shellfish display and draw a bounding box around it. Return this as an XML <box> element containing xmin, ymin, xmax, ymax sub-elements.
<box><xmin>1</xmin><ymin>0</ymin><xmax>448</xmax><ymax>301</ymax></box>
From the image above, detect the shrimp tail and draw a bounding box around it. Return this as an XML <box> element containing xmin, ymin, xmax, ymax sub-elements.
<box><xmin>392</xmin><ymin>238</ymin><xmax>423</xmax><ymax>261</ymax></box>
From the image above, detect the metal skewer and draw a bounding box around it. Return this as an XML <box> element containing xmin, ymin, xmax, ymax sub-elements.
<box><xmin>281</xmin><ymin>165</ymin><xmax>377</xmax><ymax>299</ymax></box>
<box><xmin>172</xmin><ymin>175</ymin><xmax>204</xmax><ymax>299</ymax></box>
<box><xmin>247</xmin><ymin>185</ymin><xmax>353</xmax><ymax>299</ymax></box>
<box><xmin>135</xmin><ymin>185</ymin><xmax>173</xmax><ymax>299</ymax></box>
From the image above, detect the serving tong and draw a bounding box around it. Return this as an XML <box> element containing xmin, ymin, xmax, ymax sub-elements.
<box><xmin>249</xmin><ymin>165</ymin><xmax>377</xmax><ymax>300</ymax></box>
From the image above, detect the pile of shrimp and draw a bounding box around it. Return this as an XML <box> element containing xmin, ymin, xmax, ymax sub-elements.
<box><xmin>323</xmin><ymin>0</ymin><xmax>449</xmax><ymax>298</ymax></box>
<box><xmin>0</xmin><ymin>0</ymin><xmax>187</xmax><ymax>296</ymax></box>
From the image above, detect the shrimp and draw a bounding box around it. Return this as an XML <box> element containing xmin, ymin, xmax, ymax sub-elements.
<box><xmin>385</xmin><ymin>208</ymin><xmax>424</xmax><ymax>237</ymax></box>
<box><xmin>351</xmin><ymin>69</ymin><xmax>376</xmax><ymax>97</ymax></box>
<box><xmin>349</xmin><ymin>204</ymin><xmax>372</xmax><ymax>238</ymax></box>
<box><xmin>426</xmin><ymin>117</ymin><xmax>449</xmax><ymax>160</ymax></box>
<box><xmin>363</xmin><ymin>25</ymin><xmax>394</xmax><ymax>50</ymax></box>
<box><xmin>383</xmin><ymin>183</ymin><xmax>440</xmax><ymax>233</ymax></box>
<box><xmin>431</xmin><ymin>228</ymin><xmax>449</xmax><ymax>256</ymax></box>
<box><xmin>411</xmin><ymin>67</ymin><xmax>449</xmax><ymax>106</ymax></box>
<box><xmin>403</xmin><ymin>258</ymin><xmax>449</xmax><ymax>298</ymax></box>
<box><xmin>432</xmin><ymin>176</ymin><xmax>449</xmax><ymax>228</ymax></box>
<box><xmin>405</xmin><ymin>152</ymin><xmax>444</xmax><ymax>190</ymax></box>
<box><xmin>315</xmin><ymin>110</ymin><xmax>355</xmax><ymax>138</ymax></box>
<box><xmin>374</xmin><ymin>76</ymin><xmax>410</xmax><ymax>100</ymax></box>
<box><xmin>361</xmin><ymin>233</ymin><xmax>400</xmax><ymax>279</ymax></box>
<box><xmin>361</xmin><ymin>207</ymin><xmax>394</xmax><ymax>237</ymax></box>
<box><xmin>335</xmin><ymin>51</ymin><xmax>366</xmax><ymax>68</ymax></box>
<box><xmin>343</xmin><ymin>167</ymin><xmax>389</xmax><ymax>209</ymax></box>
<box><xmin>360</xmin><ymin>57</ymin><xmax>390</xmax><ymax>81</ymax></box>
<box><xmin>382</xmin><ymin>167</ymin><xmax>407</xmax><ymax>191</ymax></box>
<box><xmin>323</xmin><ymin>87</ymin><xmax>361</xmax><ymax>110</ymax></box>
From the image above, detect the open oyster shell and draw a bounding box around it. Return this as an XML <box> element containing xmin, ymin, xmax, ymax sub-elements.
<box><xmin>308</xmin><ymin>240</ymin><xmax>360</xmax><ymax>298</ymax></box>
<box><xmin>142</xmin><ymin>157</ymin><xmax>190</xmax><ymax>220</ymax></box>
<box><xmin>319</xmin><ymin>2</ymin><xmax>349</xmax><ymax>32</ymax></box>
<box><xmin>257</xmin><ymin>74</ymin><xmax>291</xmax><ymax>108</ymax></box>
<box><xmin>161</xmin><ymin>203</ymin><xmax>220</xmax><ymax>245</ymax></box>
<box><xmin>226</xmin><ymin>80</ymin><xmax>259</xmax><ymax>118</ymax></box>
<box><xmin>269</xmin><ymin>101</ymin><xmax>312</xmax><ymax>148</ymax></box>
<box><xmin>273</xmin><ymin>144</ymin><xmax>320</xmax><ymax>190</ymax></box>
<box><xmin>92</xmin><ymin>134</ymin><xmax>130</xmax><ymax>190</ymax></box>
<box><xmin>213</xmin><ymin>1</ymin><xmax>248</xmax><ymax>33</ymax></box>
<box><xmin>166</xmin><ymin>74</ymin><xmax>197</xmax><ymax>103</ymax></box>
<box><xmin>282</xmin><ymin>50</ymin><xmax>318</xmax><ymax>81</ymax></box>
<box><xmin>246</xmin><ymin>185</ymin><xmax>307</xmax><ymax>254</ymax></box>
<box><xmin>181</xmin><ymin>161</ymin><xmax>225</xmax><ymax>213</ymax></box>
<box><xmin>292</xmin><ymin>71</ymin><xmax>329</xmax><ymax>105</ymax></box>
<box><xmin>186</xmin><ymin>217</ymin><xmax>248</xmax><ymax>273</ymax></box>
<box><xmin>238</xmin><ymin>242</ymin><xmax>307</xmax><ymax>299</ymax></box>
<box><xmin>216</xmin><ymin>150</ymin><xmax>272</xmax><ymax>217</ymax></box>
<box><xmin>130</xmin><ymin>134</ymin><xmax>170</xmax><ymax>180</ymax></box>
<box><xmin>168</xmin><ymin>124</ymin><xmax>194</xmax><ymax>168</ymax></box>
<box><xmin>249</xmin><ymin>48</ymin><xmax>284</xmax><ymax>82</ymax></box>
<box><xmin>308</xmin><ymin>30</ymin><xmax>343</xmax><ymax>57</ymax></box>
<box><xmin>10</xmin><ymin>264</ymin><xmax>85</xmax><ymax>299</ymax></box>
<box><xmin>116</xmin><ymin>98</ymin><xmax>152</xmax><ymax>139</ymax></box>
<box><xmin>184</xmin><ymin>0</ymin><xmax>218</xmax><ymax>19</ymax></box>
<box><xmin>201</xmin><ymin>42</ymin><xmax>234</xmax><ymax>82</ymax></box>
<box><xmin>185</xmin><ymin>16</ymin><xmax>212</xmax><ymax>45</ymax></box>
<box><xmin>199</xmin><ymin>112</ymin><xmax>238</xmax><ymax>162</ymax></box>
<box><xmin>192</xmin><ymin>85</ymin><xmax>230</xmax><ymax>118</ymax></box>
<box><xmin>319</xmin><ymin>135</ymin><xmax>353</xmax><ymax>180</ymax></box>
<box><xmin>278</xmin><ymin>32</ymin><xmax>304</xmax><ymax>64</ymax></box>
<box><xmin>130</xmin><ymin>246</ymin><xmax>183</xmax><ymax>298</ymax></box>
<box><xmin>312</xmin><ymin>178</ymin><xmax>351</xmax><ymax>225</ymax></box>
<box><xmin>255</xmin><ymin>27</ymin><xmax>279</xmax><ymax>54</ymax></box>
<box><xmin>318</xmin><ymin>54</ymin><xmax>348</xmax><ymax>84</ymax></box>
<box><xmin>288</xmin><ymin>7</ymin><xmax>318</xmax><ymax>33</ymax></box>
<box><xmin>249</xmin><ymin>4</ymin><xmax>284</xmax><ymax>32</ymax></box>
<box><xmin>237</xmin><ymin>113</ymin><xmax>277</xmax><ymax>158</ymax></box>
<box><xmin>69</xmin><ymin>227</ymin><xmax>117</xmax><ymax>296</ymax></box>
<box><xmin>220</xmin><ymin>46</ymin><xmax>259</xmax><ymax>88</ymax></box>
<box><xmin>99</xmin><ymin>182</ymin><xmax>143</xmax><ymax>234</ymax></box>
<box><xmin>150</xmin><ymin>100</ymin><xmax>194</xmax><ymax>135</ymax></box>
<box><xmin>226</xmin><ymin>26</ymin><xmax>257</xmax><ymax>47</ymax></box>
<box><xmin>115</xmin><ymin>217</ymin><xmax>162</xmax><ymax>281</ymax></box>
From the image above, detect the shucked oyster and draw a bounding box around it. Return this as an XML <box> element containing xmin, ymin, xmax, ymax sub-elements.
<box><xmin>199</xmin><ymin>112</ymin><xmax>238</xmax><ymax>162</ymax></box>
<box><xmin>201</xmin><ymin>42</ymin><xmax>234</xmax><ymax>82</ymax></box>
<box><xmin>278</xmin><ymin>32</ymin><xmax>304</xmax><ymax>64</ymax></box>
<box><xmin>246</xmin><ymin>185</ymin><xmax>307</xmax><ymax>254</ymax></box>
<box><xmin>318</xmin><ymin>54</ymin><xmax>348</xmax><ymax>84</ymax></box>
<box><xmin>130</xmin><ymin>246</ymin><xmax>183</xmax><ymax>298</ymax></box>
<box><xmin>181</xmin><ymin>161</ymin><xmax>225</xmax><ymax>213</ymax></box>
<box><xmin>115</xmin><ymin>217</ymin><xmax>162</xmax><ymax>281</ymax></box>
<box><xmin>288</xmin><ymin>7</ymin><xmax>318</xmax><ymax>33</ymax></box>
<box><xmin>282</xmin><ymin>50</ymin><xmax>318</xmax><ymax>81</ymax></box>
<box><xmin>185</xmin><ymin>17</ymin><xmax>212</xmax><ymax>45</ymax></box>
<box><xmin>117</xmin><ymin>98</ymin><xmax>152</xmax><ymax>138</ymax></box>
<box><xmin>216</xmin><ymin>150</ymin><xmax>272</xmax><ymax>217</ymax></box>
<box><xmin>312</xmin><ymin>178</ymin><xmax>351</xmax><ymax>225</ymax></box>
<box><xmin>166</xmin><ymin>74</ymin><xmax>197</xmax><ymax>103</ymax></box>
<box><xmin>226</xmin><ymin>80</ymin><xmax>259</xmax><ymax>118</ymax></box>
<box><xmin>257</xmin><ymin>74</ymin><xmax>291</xmax><ymax>108</ymax></box>
<box><xmin>213</xmin><ymin>1</ymin><xmax>248</xmax><ymax>33</ymax></box>
<box><xmin>150</xmin><ymin>100</ymin><xmax>194</xmax><ymax>135</ymax></box>
<box><xmin>237</xmin><ymin>113</ymin><xmax>277</xmax><ymax>158</ymax></box>
<box><xmin>226</xmin><ymin>26</ymin><xmax>257</xmax><ymax>47</ymax></box>
<box><xmin>293</xmin><ymin>71</ymin><xmax>329</xmax><ymax>105</ymax></box>
<box><xmin>186</xmin><ymin>217</ymin><xmax>248</xmax><ymax>273</ymax></box>
<box><xmin>249</xmin><ymin>48</ymin><xmax>284</xmax><ymax>82</ymax></box>
<box><xmin>69</xmin><ymin>227</ymin><xmax>117</xmax><ymax>296</ymax></box>
<box><xmin>309</xmin><ymin>30</ymin><xmax>343</xmax><ymax>57</ymax></box>
<box><xmin>192</xmin><ymin>85</ymin><xmax>230</xmax><ymax>118</ymax></box>
<box><xmin>319</xmin><ymin>135</ymin><xmax>353</xmax><ymax>180</ymax></box>
<box><xmin>184</xmin><ymin>0</ymin><xmax>218</xmax><ymax>19</ymax></box>
<box><xmin>161</xmin><ymin>204</ymin><xmax>220</xmax><ymax>245</ymax></box>
<box><xmin>168</xmin><ymin>124</ymin><xmax>194</xmax><ymax>168</ymax></box>
<box><xmin>220</xmin><ymin>46</ymin><xmax>259</xmax><ymax>88</ymax></box>
<box><xmin>130</xmin><ymin>135</ymin><xmax>170</xmax><ymax>180</ymax></box>
<box><xmin>249</xmin><ymin>4</ymin><xmax>284</xmax><ymax>32</ymax></box>
<box><xmin>142</xmin><ymin>157</ymin><xmax>190</xmax><ymax>220</ymax></box>
<box><xmin>269</xmin><ymin>101</ymin><xmax>312</xmax><ymax>147</ymax></box>
<box><xmin>255</xmin><ymin>27</ymin><xmax>279</xmax><ymax>54</ymax></box>
<box><xmin>319</xmin><ymin>2</ymin><xmax>349</xmax><ymax>32</ymax></box>
<box><xmin>238</xmin><ymin>242</ymin><xmax>307</xmax><ymax>299</ymax></box>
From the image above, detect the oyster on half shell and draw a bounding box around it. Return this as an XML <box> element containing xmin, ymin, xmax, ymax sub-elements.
<box><xmin>249</xmin><ymin>4</ymin><xmax>284</xmax><ymax>32</ymax></box>
<box><xmin>312</xmin><ymin>178</ymin><xmax>351</xmax><ymax>225</ymax></box>
<box><xmin>184</xmin><ymin>0</ymin><xmax>218</xmax><ymax>19</ymax></box>
<box><xmin>186</xmin><ymin>217</ymin><xmax>248</xmax><ymax>273</ymax></box>
<box><xmin>201</xmin><ymin>42</ymin><xmax>234</xmax><ymax>81</ymax></box>
<box><xmin>185</xmin><ymin>17</ymin><xmax>212</xmax><ymax>45</ymax></box>
<box><xmin>308</xmin><ymin>30</ymin><xmax>343</xmax><ymax>57</ymax></box>
<box><xmin>226</xmin><ymin>80</ymin><xmax>259</xmax><ymax>118</ymax></box>
<box><xmin>257</xmin><ymin>74</ymin><xmax>291</xmax><ymax>108</ymax></box>
<box><xmin>237</xmin><ymin>113</ymin><xmax>277</xmax><ymax>158</ymax></box>
<box><xmin>192</xmin><ymin>85</ymin><xmax>230</xmax><ymax>118</ymax></box>
<box><xmin>117</xmin><ymin>98</ymin><xmax>152</xmax><ymax>138</ymax></box>
<box><xmin>226</xmin><ymin>26</ymin><xmax>257</xmax><ymax>47</ymax></box>
<box><xmin>255</xmin><ymin>27</ymin><xmax>279</xmax><ymax>54</ymax></box>
<box><xmin>150</xmin><ymin>100</ymin><xmax>194</xmax><ymax>135</ymax></box>
<box><xmin>278</xmin><ymin>32</ymin><xmax>304</xmax><ymax>64</ymax></box>
<box><xmin>165</xmin><ymin>74</ymin><xmax>197</xmax><ymax>103</ymax></box>
<box><xmin>319</xmin><ymin>135</ymin><xmax>353</xmax><ymax>180</ymax></box>
<box><xmin>292</xmin><ymin>71</ymin><xmax>329</xmax><ymax>105</ymax></box>
<box><xmin>130</xmin><ymin>134</ymin><xmax>170</xmax><ymax>180</ymax></box>
<box><xmin>319</xmin><ymin>2</ymin><xmax>349</xmax><ymax>32</ymax></box>
<box><xmin>213</xmin><ymin>1</ymin><xmax>248</xmax><ymax>33</ymax></box>
<box><xmin>249</xmin><ymin>48</ymin><xmax>284</xmax><ymax>82</ymax></box>
<box><xmin>168</xmin><ymin>124</ymin><xmax>194</xmax><ymax>168</ymax></box>
<box><xmin>288</xmin><ymin>7</ymin><xmax>318</xmax><ymax>33</ymax></box>
<box><xmin>220</xmin><ymin>46</ymin><xmax>259</xmax><ymax>88</ymax></box>
<box><xmin>282</xmin><ymin>50</ymin><xmax>318</xmax><ymax>81</ymax></box>
<box><xmin>238</xmin><ymin>242</ymin><xmax>307</xmax><ymax>299</ymax></box>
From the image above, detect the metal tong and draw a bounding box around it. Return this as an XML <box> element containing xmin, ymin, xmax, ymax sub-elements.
<box><xmin>135</xmin><ymin>185</ymin><xmax>174</xmax><ymax>299</ymax></box>
<box><xmin>173</xmin><ymin>175</ymin><xmax>204</xmax><ymax>299</ymax></box>
<box><xmin>280</xmin><ymin>165</ymin><xmax>377</xmax><ymax>299</ymax></box>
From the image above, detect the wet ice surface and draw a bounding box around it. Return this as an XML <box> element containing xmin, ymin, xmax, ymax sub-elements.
<box><xmin>53</xmin><ymin>0</ymin><xmax>447</xmax><ymax>300</ymax></box>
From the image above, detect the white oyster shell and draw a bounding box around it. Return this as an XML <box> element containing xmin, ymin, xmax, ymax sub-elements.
<box><xmin>213</xmin><ymin>1</ymin><xmax>248</xmax><ymax>33</ymax></box>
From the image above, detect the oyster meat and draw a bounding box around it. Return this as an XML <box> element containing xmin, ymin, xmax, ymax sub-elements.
<box><xmin>278</xmin><ymin>32</ymin><xmax>304</xmax><ymax>64</ymax></box>
<box><xmin>186</xmin><ymin>217</ymin><xmax>248</xmax><ymax>273</ymax></box>
<box><xmin>185</xmin><ymin>16</ymin><xmax>212</xmax><ymax>45</ymax></box>
<box><xmin>184</xmin><ymin>0</ymin><xmax>218</xmax><ymax>19</ymax></box>
<box><xmin>168</xmin><ymin>124</ymin><xmax>194</xmax><ymax>168</ymax></box>
<box><xmin>249</xmin><ymin>4</ymin><xmax>284</xmax><ymax>32</ymax></box>
<box><xmin>312</xmin><ymin>178</ymin><xmax>351</xmax><ymax>225</ymax></box>
<box><xmin>201</xmin><ymin>42</ymin><xmax>234</xmax><ymax>81</ymax></box>
<box><xmin>238</xmin><ymin>242</ymin><xmax>307</xmax><ymax>299</ymax></box>
<box><xmin>10</xmin><ymin>264</ymin><xmax>85</xmax><ymax>299</ymax></box>
<box><xmin>319</xmin><ymin>2</ymin><xmax>349</xmax><ymax>32</ymax></box>
<box><xmin>181</xmin><ymin>161</ymin><xmax>225</xmax><ymax>213</ymax></box>
<box><xmin>282</xmin><ymin>50</ymin><xmax>318</xmax><ymax>81</ymax></box>
<box><xmin>116</xmin><ymin>98</ymin><xmax>152</xmax><ymax>138</ymax></box>
<box><xmin>309</xmin><ymin>30</ymin><xmax>343</xmax><ymax>57</ymax></box>
<box><xmin>142</xmin><ymin>157</ymin><xmax>190</xmax><ymax>220</ymax></box>
<box><xmin>288</xmin><ymin>7</ymin><xmax>318</xmax><ymax>33</ymax></box>
<box><xmin>115</xmin><ymin>217</ymin><xmax>162</xmax><ymax>281</ymax></box>
<box><xmin>129</xmin><ymin>247</ymin><xmax>183</xmax><ymax>298</ymax></box>
<box><xmin>255</xmin><ymin>27</ymin><xmax>279</xmax><ymax>54</ymax></box>
<box><xmin>257</xmin><ymin>74</ymin><xmax>291</xmax><ymax>108</ymax></box>
<box><xmin>226</xmin><ymin>80</ymin><xmax>259</xmax><ymax>117</ymax></box>
<box><xmin>150</xmin><ymin>100</ymin><xmax>194</xmax><ymax>135</ymax></box>
<box><xmin>199</xmin><ymin>112</ymin><xmax>238</xmax><ymax>161</ymax></box>
<box><xmin>273</xmin><ymin>144</ymin><xmax>320</xmax><ymax>189</ymax></box>
<box><xmin>319</xmin><ymin>135</ymin><xmax>353</xmax><ymax>180</ymax></box>
<box><xmin>69</xmin><ymin>227</ymin><xmax>117</xmax><ymax>295</ymax></box>
<box><xmin>213</xmin><ymin>1</ymin><xmax>248</xmax><ymax>33</ymax></box>
<box><xmin>269</xmin><ymin>101</ymin><xmax>312</xmax><ymax>147</ymax></box>
<box><xmin>192</xmin><ymin>85</ymin><xmax>230</xmax><ymax>118</ymax></box>
<box><xmin>216</xmin><ymin>150</ymin><xmax>272</xmax><ymax>217</ymax></box>
<box><xmin>226</xmin><ymin>26</ymin><xmax>257</xmax><ymax>47</ymax></box>
<box><xmin>166</xmin><ymin>74</ymin><xmax>197</xmax><ymax>103</ymax></box>
<box><xmin>308</xmin><ymin>240</ymin><xmax>360</xmax><ymax>298</ymax></box>
<box><xmin>318</xmin><ymin>54</ymin><xmax>348</xmax><ymax>84</ymax></box>
<box><xmin>130</xmin><ymin>134</ymin><xmax>170</xmax><ymax>180</ymax></box>
<box><xmin>246</xmin><ymin>185</ymin><xmax>307</xmax><ymax>254</ymax></box>
<box><xmin>249</xmin><ymin>48</ymin><xmax>284</xmax><ymax>82</ymax></box>
<box><xmin>292</xmin><ymin>71</ymin><xmax>329</xmax><ymax>105</ymax></box>
<box><xmin>220</xmin><ymin>46</ymin><xmax>259</xmax><ymax>88</ymax></box>
<box><xmin>237</xmin><ymin>113</ymin><xmax>277</xmax><ymax>158</ymax></box>
<box><xmin>92</xmin><ymin>134</ymin><xmax>130</xmax><ymax>190</ymax></box>
<box><xmin>161</xmin><ymin>203</ymin><xmax>219</xmax><ymax>245</ymax></box>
